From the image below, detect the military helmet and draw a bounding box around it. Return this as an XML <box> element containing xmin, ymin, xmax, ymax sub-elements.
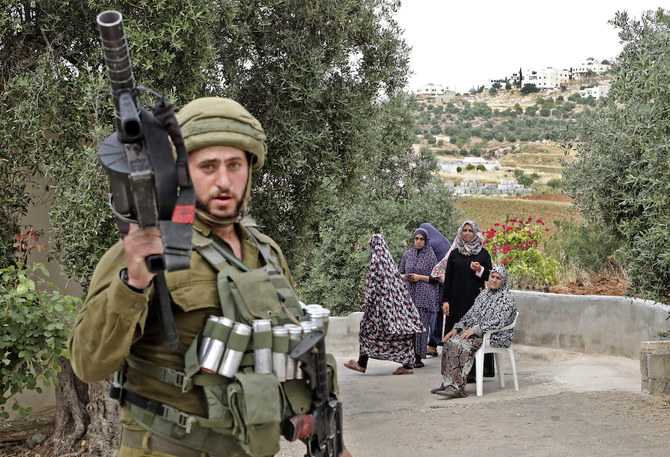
<box><xmin>176</xmin><ymin>97</ymin><xmax>266</xmax><ymax>171</ymax></box>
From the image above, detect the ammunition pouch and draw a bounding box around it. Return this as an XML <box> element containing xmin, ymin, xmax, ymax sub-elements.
<box><xmin>228</xmin><ymin>372</ymin><xmax>282</xmax><ymax>457</ymax></box>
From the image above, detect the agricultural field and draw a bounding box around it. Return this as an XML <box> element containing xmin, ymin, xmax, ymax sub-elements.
<box><xmin>452</xmin><ymin>194</ymin><xmax>583</xmax><ymax>240</ymax></box>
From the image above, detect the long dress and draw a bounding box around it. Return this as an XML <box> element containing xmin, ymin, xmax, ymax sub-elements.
<box><xmin>442</xmin><ymin>249</ymin><xmax>493</xmax><ymax>331</ymax></box>
<box><xmin>358</xmin><ymin>234</ymin><xmax>424</xmax><ymax>366</ymax></box>
<box><xmin>398</xmin><ymin>233</ymin><xmax>439</xmax><ymax>359</ymax></box>
<box><xmin>441</xmin><ymin>265</ymin><xmax>516</xmax><ymax>391</ymax></box>
<box><xmin>441</xmin><ymin>219</ymin><xmax>495</xmax><ymax>376</ymax></box>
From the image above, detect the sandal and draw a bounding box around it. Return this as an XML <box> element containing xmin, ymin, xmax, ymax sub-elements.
<box><xmin>435</xmin><ymin>387</ymin><xmax>467</xmax><ymax>398</ymax></box>
<box><xmin>343</xmin><ymin>359</ymin><xmax>366</xmax><ymax>373</ymax></box>
<box><xmin>392</xmin><ymin>367</ymin><xmax>414</xmax><ymax>375</ymax></box>
<box><xmin>430</xmin><ymin>385</ymin><xmax>446</xmax><ymax>394</ymax></box>
<box><xmin>426</xmin><ymin>350</ymin><xmax>438</xmax><ymax>357</ymax></box>
<box><xmin>414</xmin><ymin>361</ymin><xmax>425</xmax><ymax>368</ymax></box>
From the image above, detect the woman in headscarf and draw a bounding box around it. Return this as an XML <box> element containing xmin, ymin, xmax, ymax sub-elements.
<box><xmin>431</xmin><ymin>265</ymin><xmax>516</xmax><ymax>398</ymax></box>
<box><xmin>419</xmin><ymin>223</ymin><xmax>451</xmax><ymax>357</ymax></box>
<box><xmin>398</xmin><ymin>227</ymin><xmax>440</xmax><ymax>368</ymax></box>
<box><xmin>344</xmin><ymin>234</ymin><xmax>424</xmax><ymax>375</ymax></box>
<box><xmin>438</xmin><ymin>220</ymin><xmax>495</xmax><ymax>378</ymax></box>
<box><xmin>440</xmin><ymin>220</ymin><xmax>492</xmax><ymax>332</ymax></box>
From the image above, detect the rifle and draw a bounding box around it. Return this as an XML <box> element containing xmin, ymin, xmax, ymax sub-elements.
<box><xmin>282</xmin><ymin>330</ymin><xmax>344</xmax><ymax>457</ymax></box>
<box><xmin>96</xmin><ymin>11</ymin><xmax>195</xmax><ymax>351</ymax></box>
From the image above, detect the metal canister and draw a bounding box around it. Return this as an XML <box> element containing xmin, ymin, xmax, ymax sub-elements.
<box><xmin>306</xmin><ymin>304</ymin><xmax>327</xmax><ymax>330</ymax></box>
<box><xmin>218</xmin><ymin>322</ymin><xmax>252</xmax><ymax>378</ymax></box>
<box><xmin>200</xmin><ymin>316</ymin><xmax>234</xmax><ymax>373</ymax></box>
<box><xmin>284</xmin><ymin>324</ymin><xmax>303</xmax><ymax>380</ymax></box>
<box><xmin>198</xmin><ymin>315</ymin><xmax>218</xmax><ymax>363</ymax></box>
<box><xmin>271</xmin><ymin>326</ymin><xmax>289</xmax><ymax>382</ymax></box>
<box><xmin>252</xmin><ymin>319</ymin><xmax>273</xmax><ymax>374</ymax></box>
<box><xmin>321</xmin><ymin>308</ymin><xmax>331</xmax><ymax>333</ymax></box>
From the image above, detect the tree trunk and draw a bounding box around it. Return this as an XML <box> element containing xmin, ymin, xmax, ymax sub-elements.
<box><xmin>50</xmin><ymin>357</ymin><xmax>120</xmax><ymax>456</ymax></box>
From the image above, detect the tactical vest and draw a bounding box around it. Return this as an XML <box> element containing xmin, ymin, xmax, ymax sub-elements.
<box><xmin>112</xmin><ymin>219</ymin><xmax>322</xmax><ymax>457</ymax></box>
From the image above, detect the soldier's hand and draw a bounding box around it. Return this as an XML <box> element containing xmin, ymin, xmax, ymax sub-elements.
<box><xmin>123</xmin><ymin>224</ymin><xmax>163</xmax><ymax>289</ymax></box>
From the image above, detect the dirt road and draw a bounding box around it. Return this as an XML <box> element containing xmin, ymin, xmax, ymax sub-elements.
<box><xmin>280</xmin><ymin>345</ymin><xmax>670</xmax><ymax>457</ymax></box>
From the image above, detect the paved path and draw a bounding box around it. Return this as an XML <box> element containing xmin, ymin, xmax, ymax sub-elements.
<box><xmin>279</xmin><ymin>345</ymin><xmax>670</xmax><ymax>457</ymax></box>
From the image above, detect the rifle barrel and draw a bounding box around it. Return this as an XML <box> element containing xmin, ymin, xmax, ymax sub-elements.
<box><xmin>97</xmin><ymin>11</ymin><xmax>138</xmax><ymax>136</ymax></box>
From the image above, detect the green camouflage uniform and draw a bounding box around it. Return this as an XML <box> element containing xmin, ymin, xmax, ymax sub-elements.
<box><xmin>68</xmin><ymin>217</ymin><xmax>295</xmax><ymax>456</ymax></box>
<box><xmin>68</xmin><ymin>97</ymin><xmax>301</xmax><ymax>457</ymax></box>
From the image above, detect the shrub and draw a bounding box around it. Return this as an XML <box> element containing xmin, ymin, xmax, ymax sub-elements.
<box><xmin>466</xmin><ymin>164</ymin><xmax>475</xmax><ymax>170</ymax></box>
<box><xmin>300</xmin><ymin>178</ymin><xmax>459</xmax><ymax>315</ymax></box>
<box><xmin>547</xmin><ymin>177</ymin><xmax>562</xmax><ymax>189</ymax></box>
<box><xmin>545</xmin><ymin>220</ymin><xmax>620</xmax><ymax>275</ymax></box>
<box><xmin>484</xmin><ymin>218</ymin><xmax>560</xmax><ymax>288</ymax></box>
<box><xmin>0</xmin><ymin>263</ymin><xmax>79</xmax><ymax>418</ymax></box>
<box><xmin>562</xmin><ymin>9</ymin><xmax>670</xmax><ymax>304</ymax></box>
<box><xmin>520</xmin><ymin>83</ymin><xmax>539</xmax><ymax>94</ymax></box>
<box><xmin>456</xmin><ymin>167</ymin><xmax>462</xmax><ymax>172</ymax></box>
<box><xmin>476</xmin><ymin>164</ymin><xmax>486</xmax><ymax>171</ymax></box>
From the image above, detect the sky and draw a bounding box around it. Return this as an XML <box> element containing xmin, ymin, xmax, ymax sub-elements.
<box><xmin>395</xmin><ymin>1</ymin><xmax>666</xmax><ymax>93</ymax></box>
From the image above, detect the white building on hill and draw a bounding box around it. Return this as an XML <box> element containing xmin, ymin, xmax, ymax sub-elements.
<box><xmin>572</xmin><ymin>57</ymin><xmax>610</xmax><ymax>78</ymax></box>
<box><xmin>417</xmin><ymin>83</ymin><xmax>449</xmax><ymax>96</ymax></box>
<box><xmin>522</xmin><ymin>67</ymin><xmax>571</xmax><ymax>89</ymax></box>
<box><xmin>579</xmin><ymin>84</ymin><xmax>610</xmax><ymax>99</ymax></box>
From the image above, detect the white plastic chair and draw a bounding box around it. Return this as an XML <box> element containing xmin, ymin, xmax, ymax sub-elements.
<box><xmin>475</xmin><ymin>311</ymin><xmax>519</xmax><ymax>396</ymax></box>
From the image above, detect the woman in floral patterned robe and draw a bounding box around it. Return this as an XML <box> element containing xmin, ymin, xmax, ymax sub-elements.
<box><xmin>344</xmin><ymin>234</ymin><xmax>424</xmax><ymax>375</ymax></box>
<box><xmin>431</xmin><ymin>265</ymin><xmax>516</xmax><ymax>398</ymax></box>
<box><xmin>398</xmin><ymin>227</ymin><xmax>440</xmax><ymax>368</ymax></box>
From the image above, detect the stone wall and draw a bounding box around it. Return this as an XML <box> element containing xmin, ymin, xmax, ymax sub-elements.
<box><xmin>326</xmin><ymin>291</ymin><xmax>670</xmax><ymax>360</ymax></box>
<box><xmin>640</xmin><ymin>341</ymin><xmax>670</xmax><ymax>395</ymax></box>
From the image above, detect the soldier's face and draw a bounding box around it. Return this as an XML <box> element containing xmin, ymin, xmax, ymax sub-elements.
<box><xmin>189</xmin><ymin>145</ymin><xmax>249</xmax><ymax>219</ymax></box>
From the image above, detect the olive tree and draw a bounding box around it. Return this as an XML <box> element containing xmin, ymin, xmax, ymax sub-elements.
<box><xmin>1</xmin><ymin>2</ymin><xmax>218</xmax><ymax>452</ymax></box>
<box><xmin>563</xmin><ymin>8</ymin><xmax>670</xmax><ymax>305</ymax></box>
<box><xmin>1</xmin><ymin>0</ymin><xmax>455</xmax><ymax>452</ymax></box>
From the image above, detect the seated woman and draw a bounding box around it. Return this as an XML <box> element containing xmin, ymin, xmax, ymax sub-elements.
<box><xmin>431</xmin><ymin>265</ymin><xmax>516</xmax><ymax>398</ymax></box>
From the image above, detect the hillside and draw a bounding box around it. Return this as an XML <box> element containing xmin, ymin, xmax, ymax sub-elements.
<box><xmin>413</xmin><ymin>76</ymin><xmax>613</xmax><ymax>191</ymax></box>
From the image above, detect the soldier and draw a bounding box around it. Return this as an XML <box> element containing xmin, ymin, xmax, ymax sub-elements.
<box><xmin>68</xmin><ymin>97</ymin><xmax>350</xmax><ymax>457</ymax></box>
